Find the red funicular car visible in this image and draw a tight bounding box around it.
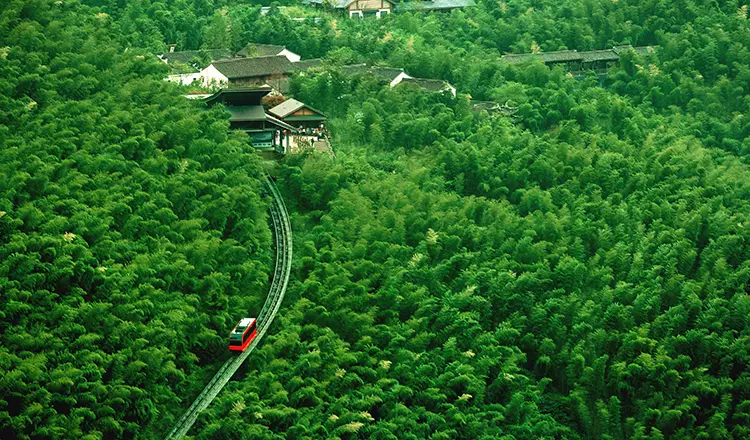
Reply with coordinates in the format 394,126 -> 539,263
229,318 -> 257,352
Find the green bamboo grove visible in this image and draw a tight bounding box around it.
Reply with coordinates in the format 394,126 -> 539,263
1,0 -> 749,438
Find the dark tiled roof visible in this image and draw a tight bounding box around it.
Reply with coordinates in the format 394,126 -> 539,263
396,0 -> 476,11
266,114 -> 298,132
290,59 -> 323,71
203,87 -> 272,106
160,49 -> 232,65
370,66 -> 406,81
339,64 -> 405,81
612,45 -> 633,55
212,55 -> 293,79
341,64 -> 370,75
541,50 -> 583,63
226,105 -> 268,122
502,46 -> 657,66
236,43 -> 286,58
399,77 -> 452,93
581,50 -> 619,63
501,53 -> 543,64
502,50 -> 584,65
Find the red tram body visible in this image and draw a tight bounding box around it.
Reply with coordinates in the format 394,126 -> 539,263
229,318 -> 257,352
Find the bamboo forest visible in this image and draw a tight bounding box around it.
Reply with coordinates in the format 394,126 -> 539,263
1,0 -> 749,439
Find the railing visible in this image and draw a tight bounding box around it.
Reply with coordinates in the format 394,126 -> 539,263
164,176 -> 293,439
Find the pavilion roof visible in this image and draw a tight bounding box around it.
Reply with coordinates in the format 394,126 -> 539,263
269,98 -> 326,119
226,105 -> 267,122
266,114 -> 298,132
203,87 -> 272,106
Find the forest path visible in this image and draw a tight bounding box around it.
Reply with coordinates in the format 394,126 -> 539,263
164,176 -> 293,440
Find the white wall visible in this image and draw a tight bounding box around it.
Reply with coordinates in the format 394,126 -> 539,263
280,49 -> 301,62
199,64 -> 228,88
166,73 -> 202,86
389,71 -> 412,88
184,94 -> 212,100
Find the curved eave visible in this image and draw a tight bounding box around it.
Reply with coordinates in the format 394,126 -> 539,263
282,114 -> 327,122
266,114 -> 299,132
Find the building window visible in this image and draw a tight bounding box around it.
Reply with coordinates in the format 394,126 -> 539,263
376,9 -> 390,18
350,10 -> 363,18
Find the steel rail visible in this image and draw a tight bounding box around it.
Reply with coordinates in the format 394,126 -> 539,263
165,176 -> 292,440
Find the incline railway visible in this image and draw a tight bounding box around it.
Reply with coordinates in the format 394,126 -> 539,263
165,176 -> 293,440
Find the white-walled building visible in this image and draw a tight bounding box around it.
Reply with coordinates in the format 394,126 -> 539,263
197,55 -> 321,93
235,43 -> 301,62
312,0 -> 395,18
304,0 -> 474,17
158,49 -> 232,66
339,64 -> 457,96
166,72 -> 202,86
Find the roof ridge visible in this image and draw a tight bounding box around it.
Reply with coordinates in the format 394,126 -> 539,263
213,54 -> 288,64
405,76 -> 447,81
270,99 -> 304,118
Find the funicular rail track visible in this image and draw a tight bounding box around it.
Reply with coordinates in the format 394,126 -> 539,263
165,176 -> 292,440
